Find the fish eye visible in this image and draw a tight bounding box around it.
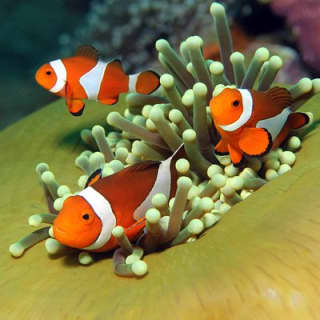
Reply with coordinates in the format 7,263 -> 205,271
232,100 -> 240,107
82,213 -> 90,220
46,70 -> 52,76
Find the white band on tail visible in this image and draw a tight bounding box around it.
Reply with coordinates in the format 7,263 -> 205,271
80,60 -> 108,100
256,107 -> 291,141
220,89 -> 253,132
129,73 -> 139,92
49,59 -> 67,93
79,186 -> 116,250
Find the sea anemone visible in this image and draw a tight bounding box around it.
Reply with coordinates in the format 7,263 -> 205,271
9,1 -> 320,280
5,2 -> 320,318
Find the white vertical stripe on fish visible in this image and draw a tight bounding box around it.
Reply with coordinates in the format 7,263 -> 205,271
133,159 -> 172,221
79,60 -> 108,100
129,73 -> 139,92
49,59 -> 67,93
133,144 -> 183,220
79,186 -> 116,250
256,107 -> 291,141
219,89 -> 253,132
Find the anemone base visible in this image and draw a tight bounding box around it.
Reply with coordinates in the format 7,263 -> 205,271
2,96 -> 320,319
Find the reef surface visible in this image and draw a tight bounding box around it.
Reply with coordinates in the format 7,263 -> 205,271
1,94 -> 320,319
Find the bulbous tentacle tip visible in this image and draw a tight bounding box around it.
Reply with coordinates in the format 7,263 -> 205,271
9,243 -> 24,257
79,251 -> 94,265
210,2 -> 226,17
132,260 -> 148,277
155,39 -> 169,52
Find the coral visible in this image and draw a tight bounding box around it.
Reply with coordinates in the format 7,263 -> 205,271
9,2 -> 320,279
59,0 -> 215,72
271,0 -> 320,73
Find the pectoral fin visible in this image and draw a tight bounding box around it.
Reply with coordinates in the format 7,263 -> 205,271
214,139 -> 229,155
99,97 -> 118,105
64,83 -> 85,116
227,144 -> 244,167
69,100 -> 85,116
239,127 -> 272,157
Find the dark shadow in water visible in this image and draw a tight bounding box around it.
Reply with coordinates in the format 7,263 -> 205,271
52,248 -> 114,268
47,247 -> 78,264
53,116 -> 117,150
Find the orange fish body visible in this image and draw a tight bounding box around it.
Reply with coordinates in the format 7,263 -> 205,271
35,46 -> 160,116
210,87 -> 309,166
53,147 -> 182,252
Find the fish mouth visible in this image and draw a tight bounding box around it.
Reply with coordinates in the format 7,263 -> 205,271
53,225 -> 67,235
53,225 -> 92,249
53,226 -> 75,247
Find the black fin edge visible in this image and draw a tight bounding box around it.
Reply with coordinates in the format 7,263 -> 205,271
70,106 -> 85,117
143,70 -> 161,94
292,112 -> 310,129
109,98 -> 119,105
85,168 -> 103,188
232,155 -> 245,168
214,149 -> 229,156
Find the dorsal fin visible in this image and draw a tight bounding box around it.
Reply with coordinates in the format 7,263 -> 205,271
125,160 -> 159,173
105,59 -> 125,76
75,45 -> 99,60
114,160 -> 159,180
170,144 -> 185,162
85,168 -> 103,188
123,145 -> 184,175
266,87 -> 292,109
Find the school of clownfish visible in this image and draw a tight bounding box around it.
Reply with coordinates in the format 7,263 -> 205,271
10,5 -> 314,277
35,44 -> 309,253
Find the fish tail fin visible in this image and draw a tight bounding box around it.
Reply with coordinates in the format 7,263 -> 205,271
129,71 -> 160,95
288,112 -> 311,129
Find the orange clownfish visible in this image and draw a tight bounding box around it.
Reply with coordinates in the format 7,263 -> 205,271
210,87 -> 309,166
35,45 -> 160,116
53,146 -> 183,252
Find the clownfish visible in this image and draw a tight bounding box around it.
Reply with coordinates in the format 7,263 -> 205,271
53,146 -> 184,252
35,45 -> 160,116
210,87 -> 309,166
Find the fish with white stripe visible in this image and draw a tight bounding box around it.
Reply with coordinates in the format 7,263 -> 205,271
52,145 -> 184,252
209,87 -> 310,166
35,45 -> 160,116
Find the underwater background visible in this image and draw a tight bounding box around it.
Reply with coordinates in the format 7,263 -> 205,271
1,0 -> 320,130
3,1 -> 320,319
